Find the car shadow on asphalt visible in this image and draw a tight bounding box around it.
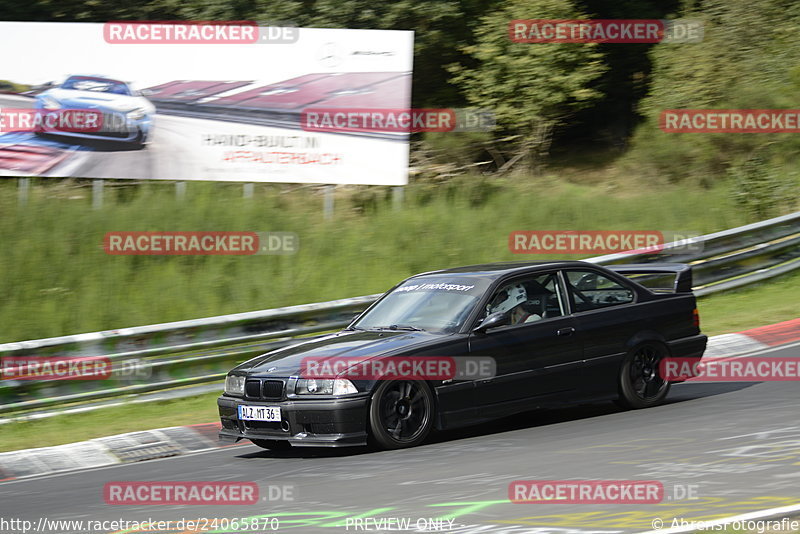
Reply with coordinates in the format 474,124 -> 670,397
428,381 -> 757,446
237,445 -> 373,459
235,381 -> 756,459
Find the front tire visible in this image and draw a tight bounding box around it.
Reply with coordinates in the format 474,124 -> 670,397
368,380 -> 434,450
616,342 -> 671,409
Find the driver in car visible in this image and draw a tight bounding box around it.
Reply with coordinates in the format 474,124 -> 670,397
488,283 -> 542,324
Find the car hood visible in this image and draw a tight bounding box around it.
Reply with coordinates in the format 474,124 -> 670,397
234,330 -> 445,377
41,89 -> 152,113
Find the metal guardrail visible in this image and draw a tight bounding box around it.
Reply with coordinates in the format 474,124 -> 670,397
1,212 -> 798,414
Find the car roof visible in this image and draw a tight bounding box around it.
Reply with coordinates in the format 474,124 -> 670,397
409,260 -> 597,281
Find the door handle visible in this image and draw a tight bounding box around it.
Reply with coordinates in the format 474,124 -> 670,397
557,327 -> 576,336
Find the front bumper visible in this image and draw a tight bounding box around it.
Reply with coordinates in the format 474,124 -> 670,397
33,109 -> 151,142
218,394 -> 370,447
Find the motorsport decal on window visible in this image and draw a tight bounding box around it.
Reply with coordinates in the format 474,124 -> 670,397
395,283 -> 476,293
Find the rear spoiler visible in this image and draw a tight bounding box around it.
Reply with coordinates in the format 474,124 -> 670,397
606,263 -> 693,293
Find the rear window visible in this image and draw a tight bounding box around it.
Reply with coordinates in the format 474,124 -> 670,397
564,270 -> 635,312
619,272 -> 679,294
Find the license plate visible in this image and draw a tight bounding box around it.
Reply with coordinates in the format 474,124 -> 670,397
238,404 -> 281,422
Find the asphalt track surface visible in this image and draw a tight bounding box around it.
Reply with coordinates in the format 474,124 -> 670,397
2,342 -> 800,534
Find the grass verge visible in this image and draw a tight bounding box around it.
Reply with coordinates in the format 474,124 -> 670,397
0,391 -> 220,453
697,269 -> 800,336
0,176 -> 751,342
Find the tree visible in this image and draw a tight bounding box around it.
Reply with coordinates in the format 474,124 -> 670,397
448,0 -> 606,173
627,0 -> 800,182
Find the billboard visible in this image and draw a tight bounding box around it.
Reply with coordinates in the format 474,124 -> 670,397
0,21 -> 413,185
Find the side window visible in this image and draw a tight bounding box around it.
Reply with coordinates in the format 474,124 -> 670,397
484,272 -> 565,325
565,270 -> 634,312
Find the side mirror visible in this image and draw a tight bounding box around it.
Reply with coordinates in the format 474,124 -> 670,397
473,311 -> 509,333
140,89 -> 154,97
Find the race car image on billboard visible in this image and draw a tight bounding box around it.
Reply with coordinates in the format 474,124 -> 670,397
34,75 -> 155,147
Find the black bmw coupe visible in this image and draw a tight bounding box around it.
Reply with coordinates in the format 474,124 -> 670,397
218,261 -> 706,450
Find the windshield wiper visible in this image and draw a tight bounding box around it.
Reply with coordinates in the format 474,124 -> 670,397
349,325 -> 426,332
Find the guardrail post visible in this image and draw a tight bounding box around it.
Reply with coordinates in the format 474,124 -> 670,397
324,185 -> 334,220
243,183 -> 254,198
176,181 -> 186,200
392,186 -> 404,210
92,179 -> 103,210
18,178 -> 29,206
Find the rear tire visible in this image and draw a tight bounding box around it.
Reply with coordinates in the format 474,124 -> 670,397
616,342 -> 671,409
368,380 -> 434,450
250,439 -> 291,450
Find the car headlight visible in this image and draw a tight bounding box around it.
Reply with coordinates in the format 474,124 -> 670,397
127,108 -> 146,120
224,374 -> 246,396
295,378 -> 358,395
40,96 -> 61,110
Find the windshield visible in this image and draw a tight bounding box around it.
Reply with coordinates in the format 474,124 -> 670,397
62,77 -> 131,96
352,277 -> 486,333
